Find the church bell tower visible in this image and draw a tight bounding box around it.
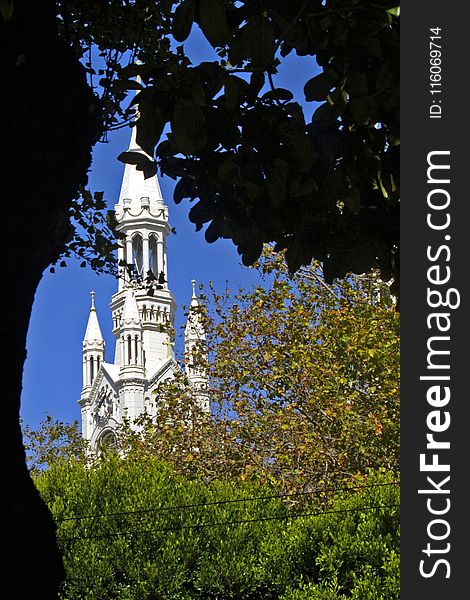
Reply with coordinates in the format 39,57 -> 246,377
78,127 -> 208,452
110,123 -> 177,376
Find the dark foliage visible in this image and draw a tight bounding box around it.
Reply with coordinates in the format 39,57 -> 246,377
121,1 -> 400,296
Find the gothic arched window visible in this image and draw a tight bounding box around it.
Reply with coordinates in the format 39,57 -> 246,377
97,429 -> 117,453
132,234 -> 143,278
127,335 -> 132,364
149,234 -> 158,277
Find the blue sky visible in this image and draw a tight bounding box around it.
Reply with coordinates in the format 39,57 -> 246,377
21,33 -> 316,430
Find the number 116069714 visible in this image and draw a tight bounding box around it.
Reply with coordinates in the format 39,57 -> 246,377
429,27 -> 442,119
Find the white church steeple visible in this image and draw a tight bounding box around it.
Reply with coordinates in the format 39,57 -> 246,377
114,126 -> 169,292
110,125 -> 176,373
78,124 -> 208,452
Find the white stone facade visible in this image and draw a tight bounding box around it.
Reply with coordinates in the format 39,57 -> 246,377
78,129 -> 208,451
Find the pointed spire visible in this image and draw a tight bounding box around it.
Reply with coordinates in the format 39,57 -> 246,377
191,279 -> 198,307
185,280 -> 205,340
118,121 -> 164,206
122,285 -> 141,326
84,291 -> 104,343
127,116 -> 140,153
184,279 -> 209,410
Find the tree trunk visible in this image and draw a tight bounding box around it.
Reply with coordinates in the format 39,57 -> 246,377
1,3 -> 98,597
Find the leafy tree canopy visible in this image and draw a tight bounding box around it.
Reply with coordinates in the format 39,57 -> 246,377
121,250 -> 399,491
22,416 -> 88,478
54,0 -> 400,295
27,252 -> 399,492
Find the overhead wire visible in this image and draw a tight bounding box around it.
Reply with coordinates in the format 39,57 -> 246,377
55,480 -> 399,524
57,501 -> 400,544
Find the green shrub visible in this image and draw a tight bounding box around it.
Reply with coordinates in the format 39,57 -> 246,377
36,460 -> 399,599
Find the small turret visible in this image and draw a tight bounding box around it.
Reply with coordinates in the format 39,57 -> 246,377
82,291 -> 105,391
184,280 -> 209,411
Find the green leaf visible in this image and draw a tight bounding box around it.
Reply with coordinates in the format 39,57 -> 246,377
249,71 -> 265,96
304,73 -> 334,102
189,199 -> 214,228
198,0 -> 231,47
387,6 -> 400,17
346,71 -> 368,97
345,187 -> 361,213
191,79 -> 206,107
224,77 -> 240,111
118,150 -> 148,167
135,89 -> 167,157
284,101 -> 305,124
349,96 -> 376,126
312,102 -> 337,124
173,177 -> 194,203
262,88 -> 293,102
172,0 -> 195,42
171,99 -> 207,154
229,16 -> 275,68
266,158 -> 289,206
124,79 -> 144,91
240,240 -> 263,266
118,151 -> 158,178
217,156 -> 238,183
285,243 -> 312,273
205,218 -> 224,243
249,16 -> 275,68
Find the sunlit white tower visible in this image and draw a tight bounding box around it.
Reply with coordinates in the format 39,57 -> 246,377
78,128 -> 208,451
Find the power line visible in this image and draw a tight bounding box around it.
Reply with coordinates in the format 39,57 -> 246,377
58,502 -> 399,543
55,480 -> 399,524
